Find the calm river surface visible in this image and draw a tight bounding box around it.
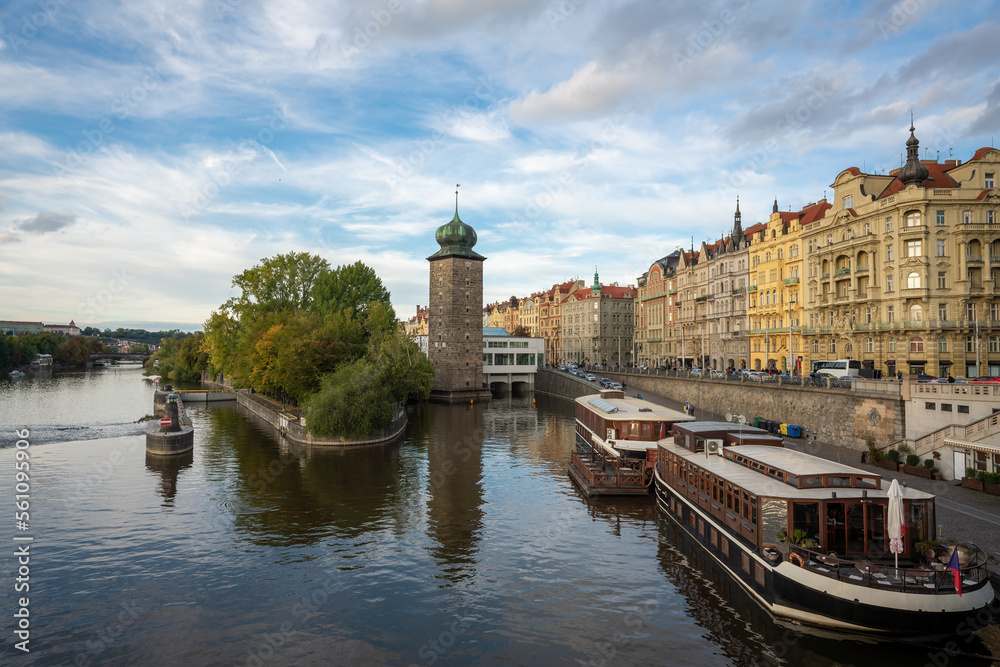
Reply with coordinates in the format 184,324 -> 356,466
0,367 -> 996,666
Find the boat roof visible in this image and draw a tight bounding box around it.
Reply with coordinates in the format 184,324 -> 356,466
675,421 -> 768,435
577,394 -> 694,422
664,444 -> 934,501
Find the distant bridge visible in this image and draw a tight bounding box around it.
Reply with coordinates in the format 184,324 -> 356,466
89,352 -> 152,362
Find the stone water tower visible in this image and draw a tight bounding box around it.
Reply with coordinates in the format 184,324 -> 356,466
427,192 -> 492,404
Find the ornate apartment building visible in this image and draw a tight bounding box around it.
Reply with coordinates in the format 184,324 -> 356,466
746,199 -> 828,372
704,203 -> 757,371
800,127 -> 1000,377
560,271 -> 635,367
636,250 -> 680,367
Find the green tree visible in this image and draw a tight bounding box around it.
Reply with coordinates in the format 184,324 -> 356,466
311,261 -> 395,321
369,327 -> 434,403
302,360 -> 397,439
226,252 -> 330,321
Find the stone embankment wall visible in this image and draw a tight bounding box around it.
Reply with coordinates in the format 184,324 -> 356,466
236,391 -> 407,446
537,370 -> 905,451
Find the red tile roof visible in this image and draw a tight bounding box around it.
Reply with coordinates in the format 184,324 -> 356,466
878,162 -> 958,199
972,147 -> 998,161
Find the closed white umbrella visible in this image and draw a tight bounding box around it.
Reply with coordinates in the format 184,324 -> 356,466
887,479 -> 905,572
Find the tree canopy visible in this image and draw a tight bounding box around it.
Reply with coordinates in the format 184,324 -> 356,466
190,252 -> 431,438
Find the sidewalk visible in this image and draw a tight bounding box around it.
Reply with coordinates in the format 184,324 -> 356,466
626,385 -> 1000,570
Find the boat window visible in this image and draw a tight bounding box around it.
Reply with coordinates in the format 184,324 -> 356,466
855,476 -> 877,488
641,423 -> 650,438
867,503 -> 885,555
792,502 -> 820,548
630,422 -> 640,436
741,491 -> 750,520
726,483 -> 734,511
828,476 -> 851,486
910,502 -> 928,546
801,476 -> 823,488
760,498 -> 787,545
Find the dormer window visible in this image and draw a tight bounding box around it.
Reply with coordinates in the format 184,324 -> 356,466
843,195 -> 853,209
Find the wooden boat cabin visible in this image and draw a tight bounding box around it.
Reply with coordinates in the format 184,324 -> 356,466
569,392 -> 694,496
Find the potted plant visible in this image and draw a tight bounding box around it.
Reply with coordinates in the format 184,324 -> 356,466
983,471 -> 1000,496
964,468 -> 985,491
876,448 -> 901,470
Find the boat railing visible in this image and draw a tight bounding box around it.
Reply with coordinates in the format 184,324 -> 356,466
570,450 -> 645,489
775,540 -> 990,594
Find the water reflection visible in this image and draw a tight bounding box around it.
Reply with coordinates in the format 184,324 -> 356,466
196,402 -> 420,548
144,450 -> 193,507
423,403 -> 485,585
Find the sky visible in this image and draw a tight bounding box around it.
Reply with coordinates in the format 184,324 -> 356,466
0,0 -> 998,331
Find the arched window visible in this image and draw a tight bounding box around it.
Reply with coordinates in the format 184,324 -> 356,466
766,251 -> 772,262
910,336 -> 924,353
866,337 -> 874,353
906,211 -> 921,227
888,337 -> 896,353
910,304 -> 922,322
777,249 -> 784,259
907,272 -> 921,289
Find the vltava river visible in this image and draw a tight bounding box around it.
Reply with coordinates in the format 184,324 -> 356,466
0,367 -> 996,665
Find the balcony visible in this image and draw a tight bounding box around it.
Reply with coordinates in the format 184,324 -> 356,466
855,264 -> 869,273
991,256 -> 1000,264
822,272 -> 830,279
695,295 -> 708,302
835,267 -> 851,277
782,277 -> 800,284
968,254 -> 984,263
668,288 -> 678,295
747,285 -> 757,292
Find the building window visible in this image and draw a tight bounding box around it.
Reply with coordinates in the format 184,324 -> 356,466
866,337 -> 874,353
828,233 -> 834,246
864,307 -> 872,323
963,210 -> 972,224
959,405 -> 970,414
830,340 -> 837,354
887,306 -> 894,323
938,337 -> 948,353
938,272 -> 947,289
937,240 -> 946,257
887,244 -> 894,261
939,303 -> 947,321
864,222 -> 871,235
910,304 -> 922,321
987,173 -> 995,189
907,272 -> 921,289
906,211 -> 921,227
942,404 -> 953,412
906,240 -> 922,257
926,402 -> 936,410
992,303 -> 999,321
936,210 -> 945,226
790,244 -> 799,258
910,337 -> 924,353
990,211 -> 996,225
888,337 -> 896,353
968,303 -> 976,321
887,274 -> 894,292
886,216 -> 893,232
843,195 -> 854,209
812,339 -> 819,353
991,336 -> 1000,353
967,336 -> 975,353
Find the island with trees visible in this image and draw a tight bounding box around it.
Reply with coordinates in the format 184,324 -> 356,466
148,252 -> 433,443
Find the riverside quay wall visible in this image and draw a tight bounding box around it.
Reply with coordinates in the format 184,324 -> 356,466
537,370 -> 905,451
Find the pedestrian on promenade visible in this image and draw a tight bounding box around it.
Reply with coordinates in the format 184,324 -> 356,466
948,374 -> 955,383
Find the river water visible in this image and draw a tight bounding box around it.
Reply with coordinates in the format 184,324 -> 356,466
0,367 -> 996,666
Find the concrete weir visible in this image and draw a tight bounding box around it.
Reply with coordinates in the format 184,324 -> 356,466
146,390 -> 194,455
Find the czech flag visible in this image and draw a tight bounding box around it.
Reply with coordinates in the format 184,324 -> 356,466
659,422 -> 666,440
947,547 -> 963,597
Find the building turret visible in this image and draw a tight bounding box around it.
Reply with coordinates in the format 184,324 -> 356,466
898,120 -> 929,187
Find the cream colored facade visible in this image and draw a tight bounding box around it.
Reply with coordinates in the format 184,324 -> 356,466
636,251 -> 680,367
801,135 -> 1000,378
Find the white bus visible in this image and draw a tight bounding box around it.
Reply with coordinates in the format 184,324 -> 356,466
811,359 -> 862,378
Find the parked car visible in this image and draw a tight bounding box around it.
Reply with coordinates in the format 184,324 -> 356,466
608,382 -> 623,390
586,373 -> 596,382
557,365 -> 567,371
971,376 -> 1000,383
599,378 -> 610,387
746,371 -> 768,381
709,369 -> 726,379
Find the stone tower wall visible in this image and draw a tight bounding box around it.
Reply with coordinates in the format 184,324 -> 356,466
428,255 -> 485,394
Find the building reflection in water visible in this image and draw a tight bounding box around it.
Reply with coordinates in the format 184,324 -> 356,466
424,402 -> 485,585
145,450 -> 193,507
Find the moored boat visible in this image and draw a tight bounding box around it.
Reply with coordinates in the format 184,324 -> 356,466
569,390 -> 694,496
653,430 -> 995,635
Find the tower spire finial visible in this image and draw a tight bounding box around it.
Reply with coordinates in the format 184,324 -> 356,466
455,184 -> 460,216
